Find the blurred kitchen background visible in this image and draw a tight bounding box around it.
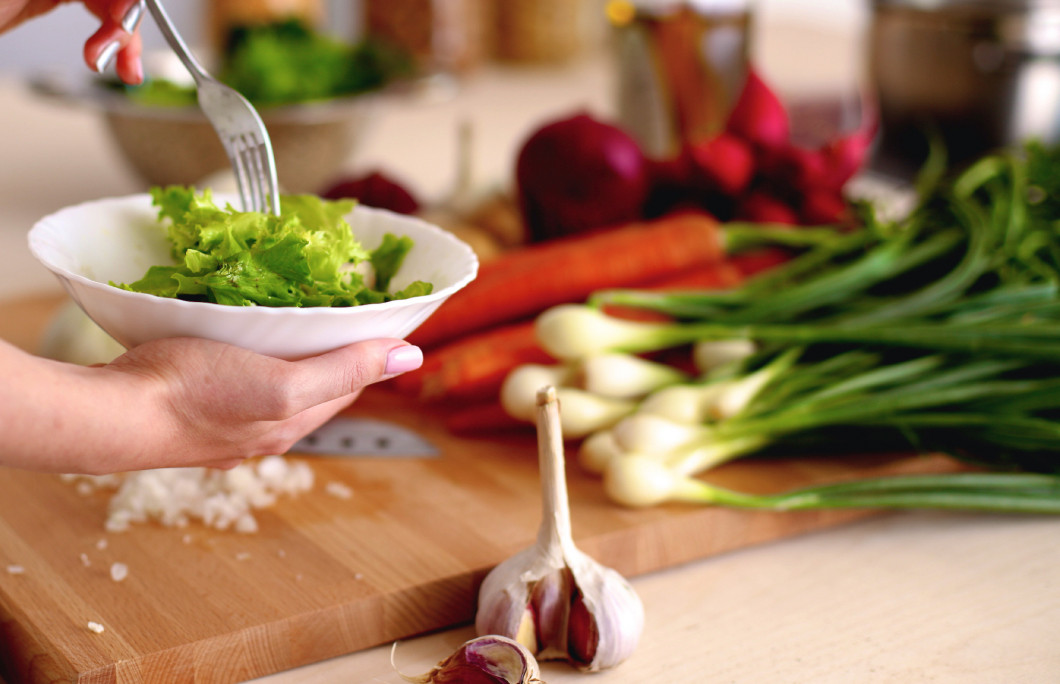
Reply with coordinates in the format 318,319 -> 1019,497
0,1 -> 864,79
3,0 -> 1056,231
0,0 -> 868,191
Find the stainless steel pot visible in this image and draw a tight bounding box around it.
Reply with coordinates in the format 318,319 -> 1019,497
870,0 -> 1060,176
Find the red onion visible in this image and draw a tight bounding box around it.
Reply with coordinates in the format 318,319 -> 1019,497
516,112 -> 651,242
321,170 -> 421,215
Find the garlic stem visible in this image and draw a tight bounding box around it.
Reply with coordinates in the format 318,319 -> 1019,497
535,386 -> 576,556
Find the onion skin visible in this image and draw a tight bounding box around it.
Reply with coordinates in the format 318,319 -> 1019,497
516,112 -> 650,242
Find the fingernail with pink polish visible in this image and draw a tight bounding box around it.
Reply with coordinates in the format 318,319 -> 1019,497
121,1 -> 144,34
385,345 -> 423,376
95,40 -> 120,73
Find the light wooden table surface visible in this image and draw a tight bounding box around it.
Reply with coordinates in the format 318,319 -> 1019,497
1,18 -> 1059,683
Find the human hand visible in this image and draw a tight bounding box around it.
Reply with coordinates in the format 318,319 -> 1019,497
2,336 -> 423,474
0,0 -> 145,84
99,336 -> 424,472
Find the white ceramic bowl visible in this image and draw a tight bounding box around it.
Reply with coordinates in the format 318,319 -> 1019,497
28,194 -> 479,359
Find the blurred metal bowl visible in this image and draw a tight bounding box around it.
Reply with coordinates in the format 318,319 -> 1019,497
99,92 -> 377,194
870,0 -> 1060,176
30,54 -> 389,194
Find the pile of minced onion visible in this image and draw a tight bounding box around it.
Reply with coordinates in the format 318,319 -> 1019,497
63,455 -> 314,533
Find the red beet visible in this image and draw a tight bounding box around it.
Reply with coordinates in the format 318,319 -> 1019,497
726,69 -> 790,151
801,189 -> 850,225
735,191 -> 798,225
321,170 -> 421,214
643,154 -> 696,217
761,145 -> 830,193
516,112 -> 651,242
686,132 -> 756,196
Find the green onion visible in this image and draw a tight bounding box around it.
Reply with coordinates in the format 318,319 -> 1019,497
526,141 -> 1060,514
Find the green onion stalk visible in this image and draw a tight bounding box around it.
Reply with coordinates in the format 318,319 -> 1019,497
529,141 -> 1060,513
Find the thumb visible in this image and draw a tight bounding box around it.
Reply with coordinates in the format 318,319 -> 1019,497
286,339 -> 423,410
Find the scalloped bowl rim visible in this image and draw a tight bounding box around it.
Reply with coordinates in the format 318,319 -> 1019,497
27,194 -> 479,358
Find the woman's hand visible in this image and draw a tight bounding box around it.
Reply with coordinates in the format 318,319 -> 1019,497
0,0 -> 145,84
1,336 -> 423,474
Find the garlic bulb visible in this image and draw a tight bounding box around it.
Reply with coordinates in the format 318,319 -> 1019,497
476,386 -> 644,672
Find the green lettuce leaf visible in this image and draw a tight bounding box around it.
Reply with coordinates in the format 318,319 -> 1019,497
113,186 -> 433,308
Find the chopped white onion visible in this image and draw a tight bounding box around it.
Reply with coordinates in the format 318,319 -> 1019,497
64,456 -> 315,533
109,562 -> 128,582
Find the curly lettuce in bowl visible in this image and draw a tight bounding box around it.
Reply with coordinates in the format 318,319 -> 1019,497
114,186 -> 432,307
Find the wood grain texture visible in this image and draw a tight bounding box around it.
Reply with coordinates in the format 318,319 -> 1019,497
0,296 -> 955,683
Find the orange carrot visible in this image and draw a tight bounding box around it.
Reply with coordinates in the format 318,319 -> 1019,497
408,213 -> 725,348
444,401 -> 531,435
391,321 -> 554,403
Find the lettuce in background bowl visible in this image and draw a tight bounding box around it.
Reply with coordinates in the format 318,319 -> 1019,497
28,194 -> 478,359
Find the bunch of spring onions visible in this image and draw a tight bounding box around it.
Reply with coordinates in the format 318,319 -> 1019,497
501,141 -> 1060,513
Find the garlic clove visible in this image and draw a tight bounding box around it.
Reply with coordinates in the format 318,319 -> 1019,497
567,593 -> 598,666
474,552 -> 535,646
395,635 -> 542,684
565,547 -> 645,672
529,568 -> 572,657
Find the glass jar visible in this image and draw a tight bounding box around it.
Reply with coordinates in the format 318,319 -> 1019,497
609,0 -> 753,158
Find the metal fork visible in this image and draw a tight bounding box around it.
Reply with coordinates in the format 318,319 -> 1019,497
141,0 -> 281,215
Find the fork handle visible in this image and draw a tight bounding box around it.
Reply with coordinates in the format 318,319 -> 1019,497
142,0 -> 211,85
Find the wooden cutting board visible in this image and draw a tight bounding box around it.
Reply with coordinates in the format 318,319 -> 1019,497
0,294 -> 954,683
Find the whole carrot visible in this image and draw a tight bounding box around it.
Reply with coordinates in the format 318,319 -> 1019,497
391,320 -> 554,402
408,213 -> 726,348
